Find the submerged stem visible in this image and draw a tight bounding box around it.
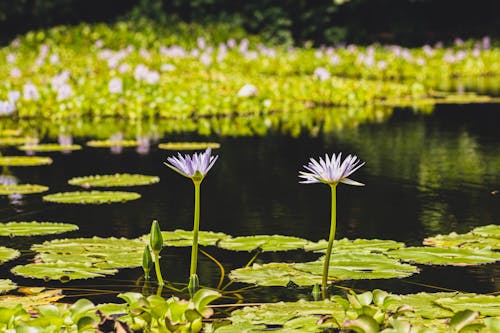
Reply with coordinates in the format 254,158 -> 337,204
322,183 -> 337,299
190,180 -> 201,277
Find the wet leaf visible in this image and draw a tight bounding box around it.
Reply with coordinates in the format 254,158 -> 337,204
387,247 -> 500,266
435,295 -> 500,317
140,229 -> 231,247
218,235 -> 311,252
11,262 -> 118,280
43,191 -> 141,204
0,137 -> 38,146
68,173 -> 160,188
387,292 -> 470,319
305,238 -> 404,253
17,144 -> 82,152
0,184 -> 48,195
0,221 -> 78,236
86,140 -> 139,148
0,289 -> 63,308
0,156 -> 52,167
158,142 -> 221,150
472,225 -> 500,239
0,246 -> 20,264
423,232 -> 500,250
229,263 -> 321,286
0,279 -> 16,294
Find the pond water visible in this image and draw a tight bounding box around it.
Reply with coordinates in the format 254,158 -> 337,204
1,102 -> 499,303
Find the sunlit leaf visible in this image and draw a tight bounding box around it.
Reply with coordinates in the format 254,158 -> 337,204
0,279 -> 16,294
435,295 -> 500,317
158,142 -> 221,150
0,156 -> 52,167
11,262 -> 118,280
0,184 -> 48,195
229,263 -> 321,286
423,232 -> 500,250
156,229 -> 231,247
86,140 -> 138,147
0,289 -> 63,309
0,222 -> 78,236
68,173 -> 159,188
43,191 -> 141,204
17,144 -> 82,152
0,137 -> 38,146
0,246 -> 20,264
472,225 -> 500,239
218,235 -> 311,252
387,247 -> 500,266
305,238 -> 404,253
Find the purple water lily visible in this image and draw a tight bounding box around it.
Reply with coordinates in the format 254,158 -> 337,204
299,153 -> 365,186
165,148 -> 218,182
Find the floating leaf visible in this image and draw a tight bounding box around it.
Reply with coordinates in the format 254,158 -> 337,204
68,174 -> 159,188
0,289 -> 63,308
158,142 -> 221,150
0,279 -> 16,294
0,184 -> 48,195
0,222 -> 78,236
387,292 -> 465,319
472,225 -> 500,239
387,247 -> 500,266
296,253 -> 418,281
218,235 -> 310,252
0,137 -> 38,146
43,191 -> 141,204
0,129 -> 22,137
229,263 -> 322,287
435,295 -> 500,317
0,156 -> 52,167
17,143 -> 82,152
0,246 -> 20,264
157,229 -> 231,247
305,238 -> 405,253
12,262 -> 118,280
86,140 -> 138,148
424,232 -> 500,250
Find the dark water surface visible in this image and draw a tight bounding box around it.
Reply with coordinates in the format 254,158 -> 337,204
1,103 -> 499,303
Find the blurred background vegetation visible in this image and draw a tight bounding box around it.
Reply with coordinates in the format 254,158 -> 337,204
1,0 -> 499,46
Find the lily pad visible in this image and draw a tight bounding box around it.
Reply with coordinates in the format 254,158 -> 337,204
387,292 -> 467,319
43,191 -> 141,204
424,232 -> 500,250
435,295 -> 500,317
12,262 -> 118,280
0,129 -> 22,137
218,235 -> 310,252
86,140 -> 138,148
0,279 -> 16,294
158,229 -> 231,247
229,263 -> 322,287
17,143 -> 82,152
0,137 -> 38,146
387,247 -> 500,266
0,246 -> 20,264
158,142 -> 221,150
0,184 -> 48,195
305,238 -> 405,253
472,225 -> 500,239
0,222 -> 78,236
0,156 -> 52,167
0,288 -> 63,308
68,174 -> 159,188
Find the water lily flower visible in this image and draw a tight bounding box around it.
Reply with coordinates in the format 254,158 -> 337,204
299,153 -> 365,186
8,91 -> 21,103
10,68 -> 21,78
56,84 -> 73,101
313,67 -> 331,81
6,53 -> 16,63
0,101 -> 16,115
109,78 -> 123,94
164,148 -> 218,182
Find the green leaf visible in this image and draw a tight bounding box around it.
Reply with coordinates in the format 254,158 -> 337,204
0,137 -> 38,146
424,232 -> 500,250
158,142 -> 221,150
472,225 -> 500,239
229,263 -> 321,286
343,314 -> 380,333
448,310 -> 478,332
218,235 -> 310,252
387,292 -> 467,319
192,289 -> 221,318
0,156 -> 52,167
0,222 -> 78,236
17,144 -> 82,152
0,289 -> 64,308
305,238 -> 404,253
434,295 -> 500,317
387,247 -> 500,266
151,229 -> 231,247
0,279 -> 16,294
0,184 -> 48,195
43,191 -> 141,204
0,246 -> 20,264
86,140 -> 139,147
68,173 -> 159,188
11,262 -> 118,280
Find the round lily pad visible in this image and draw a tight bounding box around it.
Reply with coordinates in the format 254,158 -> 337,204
387,247 -> 500,266
424,232 -> 500,250
0,156 -> 53,167
68,174 -> 159,188
387,292 -> 471,319
0,279 -> 16,294
86,140 -> 138,148
158,229 -> 231,247
0,129 -> 22,137
305,238 -> 405,253
218,235 -> 310,252
0,184 -> 49,195
0,222 -> 78,236
472,225 -> 500,239
0,288 -> 63,308
17,144 -> 82,152
435,295 -> 500,317
12,262 -> 118,280
0,137 -> 38,146
42,191 -> 141,204
158,142 -> 221,150
0,246 -> 20,264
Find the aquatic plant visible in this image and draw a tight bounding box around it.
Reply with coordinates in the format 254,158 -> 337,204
164,148 -> 218,293
300,153 -> 365,298
150,220 -> 165,286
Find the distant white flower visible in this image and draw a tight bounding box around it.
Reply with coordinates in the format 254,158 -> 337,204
455,51 -> 467,61
227,38 -> 236,48
139,48 -> 151,60
57,84 -> 73,101
11,38 -> 20,48
472,48 -> 481,58
416,57 -> 426,66
197,37 -> 206,50
10,68 -> 21,78
313,67 -> 331,81
422,45 -> 434,57
6,53 -> 16,63
8,91 -> 20,103
482,36 -> 490,50
58,134 -> 73,146
330,54 -> 341,65
145,71 -> 160,85
377,60 -> 388,70
200,53 -> 212,66
51,71 -> 70,90
23,83 -> 39,101
315,50 -> 324,58
239,38 -> 249,53
39,44 -> 50,57
119,63 -> 130,73
136,135 -> 150,155
161,64 -> 176,72
95,39 -> 104,48
237,84 -> 258,97
109,78 -> 123,94
49,54 -> 60,64
0,101 -> 16,115
134,64 -> 149,81
454,38 -> 464,46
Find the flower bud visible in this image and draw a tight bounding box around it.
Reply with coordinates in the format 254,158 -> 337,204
142,245 -> 153,279
150,220 -> 163,255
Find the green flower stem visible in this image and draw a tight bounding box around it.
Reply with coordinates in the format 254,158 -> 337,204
322,183 -> 337,299
153,253 -> 164,286
190,180 -> 201,277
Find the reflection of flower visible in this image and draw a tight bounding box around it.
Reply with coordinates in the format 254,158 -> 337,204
0,175 -> 18,185
299,153 -> 365,186
165,148 -> 218,182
